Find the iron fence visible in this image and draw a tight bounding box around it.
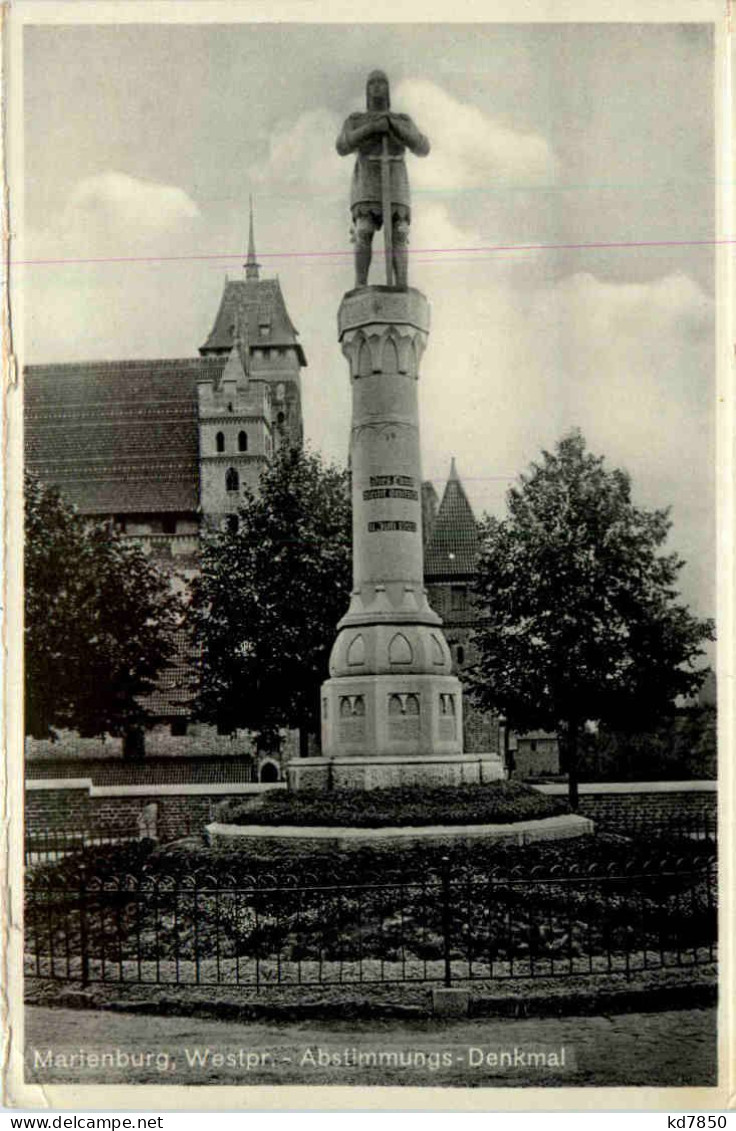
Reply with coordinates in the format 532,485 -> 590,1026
25,858 -> 716,990
24,827 -> 140,865
590,810 -> 717,843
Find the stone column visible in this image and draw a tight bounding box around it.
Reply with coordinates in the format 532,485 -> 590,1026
288,285 -> 504,791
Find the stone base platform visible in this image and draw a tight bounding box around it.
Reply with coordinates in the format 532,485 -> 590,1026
206,813 -> 594,851
286,753 -> 505,792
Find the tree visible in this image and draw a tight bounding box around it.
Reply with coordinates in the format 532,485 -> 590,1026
24,473 -> 182,751
578,703 -> 717,782
191,445 -> 352,756
469,431 -> 714,809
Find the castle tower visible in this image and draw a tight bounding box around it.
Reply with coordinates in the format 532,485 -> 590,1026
424,459 -> 501,756
196,328 -> 273,530
199,203 -> 306,454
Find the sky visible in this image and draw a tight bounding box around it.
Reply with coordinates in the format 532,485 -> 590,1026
21,21 -> 716,628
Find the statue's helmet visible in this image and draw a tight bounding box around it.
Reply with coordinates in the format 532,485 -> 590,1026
366,70 -> 390,111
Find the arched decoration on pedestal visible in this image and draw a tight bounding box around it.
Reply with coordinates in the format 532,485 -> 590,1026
347,634 -> 366,666
388,632 -> 413,665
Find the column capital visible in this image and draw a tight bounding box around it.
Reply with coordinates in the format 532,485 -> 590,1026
338,285 -> 430,338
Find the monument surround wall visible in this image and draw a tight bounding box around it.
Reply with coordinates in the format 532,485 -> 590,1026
26,779 -> 715,841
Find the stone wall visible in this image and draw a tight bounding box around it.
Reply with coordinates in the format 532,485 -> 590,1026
512,736 -> 560,779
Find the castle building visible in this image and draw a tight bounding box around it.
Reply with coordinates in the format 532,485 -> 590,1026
25,208 -> 306,572
423,460 -> 559,776
24,209 -> 552,778
24,211 -> 306,758
423,459 -> 499,756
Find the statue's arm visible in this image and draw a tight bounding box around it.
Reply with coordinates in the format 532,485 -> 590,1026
336,113 -> 388,156
389,114 -> 430,157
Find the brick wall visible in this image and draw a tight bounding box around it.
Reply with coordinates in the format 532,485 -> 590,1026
536,781 -> 717,828
25,787 -> 95,829
463,700 -> 500,755
25,782 -> 285,841
26,779 -> 717,844
25,726 -> 299,762
577,789 -> 716,826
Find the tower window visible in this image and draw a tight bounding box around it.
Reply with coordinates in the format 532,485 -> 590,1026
225,467 -> 239,493
456,645 -> 465,665
238,430 -> 248,452
277,411 -> 285,426
216,431 -> 225,453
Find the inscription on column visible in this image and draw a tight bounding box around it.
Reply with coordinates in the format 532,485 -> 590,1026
363,488 -> 418,501
368,521 -> 417,532
369,475 -> 415,487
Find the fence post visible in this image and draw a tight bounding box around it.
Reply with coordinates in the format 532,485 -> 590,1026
441,855 -> 452,988
79,875 -> 90,987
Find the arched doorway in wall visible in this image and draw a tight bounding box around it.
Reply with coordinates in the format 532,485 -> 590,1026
259,759 -> 279,783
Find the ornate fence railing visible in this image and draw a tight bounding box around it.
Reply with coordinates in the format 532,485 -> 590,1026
24,857 -> 717,990
587,810 -> 717,843
24,827 -> 140,865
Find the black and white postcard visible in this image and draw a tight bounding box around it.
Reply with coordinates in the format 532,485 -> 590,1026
3,0 -> 732,1113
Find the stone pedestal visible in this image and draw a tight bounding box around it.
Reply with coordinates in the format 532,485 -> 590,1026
287,753 -> 505,792
288,285 -> 502,791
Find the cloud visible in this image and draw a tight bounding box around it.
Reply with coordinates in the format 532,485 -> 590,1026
249,82 -> 557,247
411,202 -> 480,259
252,108 -> 344,197
417,266 -> 714,619
395,78 -> 558,194
61,171 -> 200,242
24,172 -> 204,361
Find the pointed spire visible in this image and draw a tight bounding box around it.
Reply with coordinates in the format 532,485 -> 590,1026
222,332 -> 248,386
424,459 -> 479,577
226,307 -> 249,378
245,196 -> 260,281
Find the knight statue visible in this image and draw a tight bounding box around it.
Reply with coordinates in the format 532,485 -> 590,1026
336,70 -> 430,289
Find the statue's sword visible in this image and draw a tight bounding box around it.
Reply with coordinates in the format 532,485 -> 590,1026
381,134 -> 393,286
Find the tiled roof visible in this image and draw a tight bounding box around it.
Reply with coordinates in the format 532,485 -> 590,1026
24,357 -> 225,514
139,627 -> 199,718
200,277 -> 307,365
26,758 -> 257,784
424,459 -> 480,579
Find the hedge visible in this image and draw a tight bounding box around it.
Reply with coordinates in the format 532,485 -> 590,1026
215,781 -> 568,829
